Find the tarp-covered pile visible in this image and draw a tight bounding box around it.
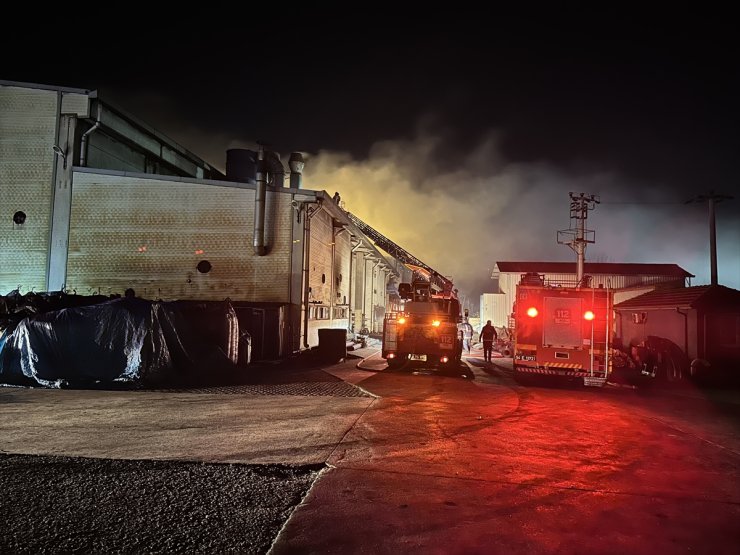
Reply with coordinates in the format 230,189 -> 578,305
0,292 -> 246,388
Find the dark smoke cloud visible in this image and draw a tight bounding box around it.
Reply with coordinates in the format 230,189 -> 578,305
305,128 -> 740,309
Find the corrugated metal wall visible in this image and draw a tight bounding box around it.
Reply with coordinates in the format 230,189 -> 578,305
479,293 -> 509,328
66,171 -> 294,302
306,210 -> 354,346
334,229 -> 351,307
309,211 -> 334,304
0,86 -> 58,294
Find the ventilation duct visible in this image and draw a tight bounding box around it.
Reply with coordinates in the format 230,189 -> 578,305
289,152 -> 305,189
253,146 -> 267,256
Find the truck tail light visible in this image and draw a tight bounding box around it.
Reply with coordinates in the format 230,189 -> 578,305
527,307 -> 538,318
388,352 -> 396,359
440,356 -> 449,363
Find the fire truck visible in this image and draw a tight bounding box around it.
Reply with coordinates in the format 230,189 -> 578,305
382,277 -> 464,368
513,273 -> 613,387
341,210 -> 464,369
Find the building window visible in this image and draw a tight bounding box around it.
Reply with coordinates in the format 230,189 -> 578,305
310,305 -> 330,320
334,307 -> 348,319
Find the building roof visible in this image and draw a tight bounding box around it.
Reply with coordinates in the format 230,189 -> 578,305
615,284 -> 740,310
0,79 -> 92,95
495,262 -> 693,278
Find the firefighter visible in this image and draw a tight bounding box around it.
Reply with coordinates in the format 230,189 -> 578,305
480,320 -> 498,362
461,318 -> 474,353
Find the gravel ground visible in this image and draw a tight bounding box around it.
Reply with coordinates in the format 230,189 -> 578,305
0,454 -> 323,554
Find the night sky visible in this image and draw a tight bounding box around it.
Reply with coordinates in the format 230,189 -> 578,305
4,7 -> 739,306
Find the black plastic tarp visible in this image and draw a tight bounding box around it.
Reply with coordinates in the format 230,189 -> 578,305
0,297 -> 244,388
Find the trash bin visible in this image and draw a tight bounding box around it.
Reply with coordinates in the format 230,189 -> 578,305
318,328 -> 347,363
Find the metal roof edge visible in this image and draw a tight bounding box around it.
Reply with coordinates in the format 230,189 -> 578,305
0,79 -> 93,95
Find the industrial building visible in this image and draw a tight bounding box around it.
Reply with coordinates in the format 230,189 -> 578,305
487,261 -> 694,328
0,80 -> 404,359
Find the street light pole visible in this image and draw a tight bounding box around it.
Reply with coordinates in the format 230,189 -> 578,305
709,195 -> 717,285
686,191 -> 734,286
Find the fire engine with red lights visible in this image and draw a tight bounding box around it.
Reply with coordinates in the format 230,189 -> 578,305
513,273 -> 613,387
382,275 -> 463,368
340,210 -> 464,368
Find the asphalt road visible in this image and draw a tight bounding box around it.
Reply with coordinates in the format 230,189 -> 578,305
2,347 -> 739,554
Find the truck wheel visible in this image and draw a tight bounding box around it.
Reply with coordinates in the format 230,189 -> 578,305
387,354 -> 407,369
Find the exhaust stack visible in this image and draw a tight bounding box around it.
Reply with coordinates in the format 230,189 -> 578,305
289,152 -> 305,189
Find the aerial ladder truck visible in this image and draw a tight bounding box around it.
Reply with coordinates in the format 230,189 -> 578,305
344,212 -> 464,368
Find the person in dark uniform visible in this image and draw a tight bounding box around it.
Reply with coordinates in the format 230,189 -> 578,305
479,320 -> 498,362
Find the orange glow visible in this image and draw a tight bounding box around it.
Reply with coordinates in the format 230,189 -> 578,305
195,249 -> 205,255
584,310 -> 595,321
398,317 -> 406,324
432,320 -> 441,327
527,307 -> 538,317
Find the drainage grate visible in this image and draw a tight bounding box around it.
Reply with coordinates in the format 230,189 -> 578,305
153,381 -> 373,397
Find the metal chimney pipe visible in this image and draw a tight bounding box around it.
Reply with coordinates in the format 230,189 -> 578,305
288,152 -> 305,189
253,145 -> 267,256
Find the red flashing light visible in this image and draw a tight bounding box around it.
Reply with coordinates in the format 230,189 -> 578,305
440,356 -> 449,363
584,310 -> 595,321
388,353 -> 396,359
526,307 -> 538,318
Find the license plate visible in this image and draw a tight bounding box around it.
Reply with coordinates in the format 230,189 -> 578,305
409,354 -> 427,361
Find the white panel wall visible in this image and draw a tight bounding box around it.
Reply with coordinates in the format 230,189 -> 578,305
480,293 -> 508,328
67,171 -> 294,302
0,86 -> 58,294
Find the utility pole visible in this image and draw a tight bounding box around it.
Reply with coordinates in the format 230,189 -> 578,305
557,192 -> 600,286
685,191 -> 734,285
